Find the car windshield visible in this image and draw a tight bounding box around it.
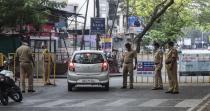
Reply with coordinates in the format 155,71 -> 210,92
73,53 -> 104,64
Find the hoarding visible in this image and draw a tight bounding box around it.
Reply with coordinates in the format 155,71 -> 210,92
179,50 -> 210,76
101,35 -> 112,51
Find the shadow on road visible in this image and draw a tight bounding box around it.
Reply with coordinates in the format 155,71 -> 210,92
72,86 -> 110,92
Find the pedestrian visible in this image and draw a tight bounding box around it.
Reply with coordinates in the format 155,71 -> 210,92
121,43 -> 137,89
165,41 -> 179,94
152,42 -> 163,90
42,45 -> 54,85
16,38 -> 35,93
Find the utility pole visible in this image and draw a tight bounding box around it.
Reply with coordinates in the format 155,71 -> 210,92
74,6 -> 78,51
96,0 -> 100,50
96,0 -> 100,17
94,0 -> 96,17
80,0 -> 89,50
126,0 -> 129,32
109,0 -> 119,37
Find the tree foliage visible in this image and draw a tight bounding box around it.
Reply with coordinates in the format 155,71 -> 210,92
0,0 -> 67,32
130,0 -> 210,51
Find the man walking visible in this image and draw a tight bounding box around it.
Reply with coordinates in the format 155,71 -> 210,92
152,42 -> 163,90
165,41 -> 179,94
16,38 -> 35,93
121,43 -> 137,89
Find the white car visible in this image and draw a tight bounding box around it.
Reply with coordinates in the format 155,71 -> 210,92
67,50 -> 109,91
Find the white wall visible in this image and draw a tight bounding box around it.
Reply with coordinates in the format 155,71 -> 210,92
68,0 -> 108,30
68,0 -> 95,29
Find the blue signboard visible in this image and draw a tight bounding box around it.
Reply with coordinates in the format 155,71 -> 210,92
128,16 -> 140,27
137,61 -> 155,76
91,18 -> 105,34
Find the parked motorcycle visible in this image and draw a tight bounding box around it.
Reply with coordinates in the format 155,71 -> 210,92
0,60 -> 22,105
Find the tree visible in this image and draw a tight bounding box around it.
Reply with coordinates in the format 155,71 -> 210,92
0,0 -> 67,33
135,0 -> 175,52
148,0 -> 193,43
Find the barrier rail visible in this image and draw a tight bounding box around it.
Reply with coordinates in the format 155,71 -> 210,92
132,52 -> 210,84
7,53 -> 57,87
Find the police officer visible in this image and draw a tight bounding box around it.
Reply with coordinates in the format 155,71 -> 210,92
165,41 -> 179,94
0,53 -> 7,70
121,43 -> 137,89
16,38 -> 35,93
42,45 -> 53,85
152,42 -> 163,90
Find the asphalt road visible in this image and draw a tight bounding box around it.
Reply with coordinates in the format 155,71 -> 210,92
0,77 -> 210,111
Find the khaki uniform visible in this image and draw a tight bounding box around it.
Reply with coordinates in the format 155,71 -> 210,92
165,47 -> 179,92
42,49 -> 53,84
154,49 -> 163,88
16,43 -> 34,91
0,53 -> 6,67
122,50 -> 137,87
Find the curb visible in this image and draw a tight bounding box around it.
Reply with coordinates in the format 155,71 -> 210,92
187,94 -> 210,111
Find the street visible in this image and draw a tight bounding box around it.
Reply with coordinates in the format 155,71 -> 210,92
0,77 -> 209,111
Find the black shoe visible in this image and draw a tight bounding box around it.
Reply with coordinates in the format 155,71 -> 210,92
130,86 -> 134,89
121,86 -> 127,89
22,90 -> 25,93
172,92 -> 179,94
158,87 -> 164,90
165,91 -> 172,93
152,87 -> 159,90
28,90 -> 36,93
45,83 -> 53,85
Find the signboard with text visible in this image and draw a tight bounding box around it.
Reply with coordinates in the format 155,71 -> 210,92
91,18 -> 105,34
179,50 -> 210,76
137,61 -> 155,77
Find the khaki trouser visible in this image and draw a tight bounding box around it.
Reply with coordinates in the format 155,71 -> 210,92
166,63 -> 179,92
44,62 -> 52,84
154,64 -> 163,88
122,63 -> 133,87
20,62 -> 33,91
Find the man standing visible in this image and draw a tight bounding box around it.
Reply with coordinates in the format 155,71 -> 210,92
0,53 -> 7,70
16,38 -> 35,93
165,41 -> 179,94
121,43 -> 137,89
42,45 -> 54,85
152,42 -> 163,90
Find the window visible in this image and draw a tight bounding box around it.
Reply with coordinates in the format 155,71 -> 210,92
73,53 -> 104,64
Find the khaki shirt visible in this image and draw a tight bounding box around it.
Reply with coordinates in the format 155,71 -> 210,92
165,47 -> 178,64
16,43 -> 33,63
42,49 -> 53,62
0,53 -> 6,67
154,49 -> 163,65
123,50 -> 137,64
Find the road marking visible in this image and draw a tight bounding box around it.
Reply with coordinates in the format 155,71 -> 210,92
66,99 -> 105,107
175,99 -> 202,108
34,99 -> 74,107
187,94 -> 210,111
138,99 -> 168,107
21,99 -> 48,106
105,99 -> 136,107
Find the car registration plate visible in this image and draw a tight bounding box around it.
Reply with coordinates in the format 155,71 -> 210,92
79,79 -> 98,83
